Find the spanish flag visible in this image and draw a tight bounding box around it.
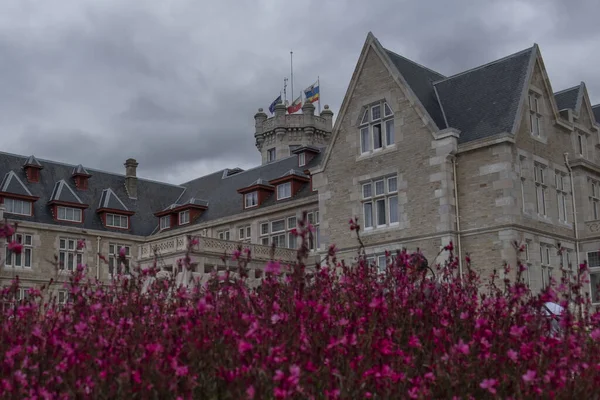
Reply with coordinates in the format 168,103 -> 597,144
304,82 -> 320,103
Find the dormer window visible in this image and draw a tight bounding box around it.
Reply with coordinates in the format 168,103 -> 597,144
245,192 -> 258,209
4,198 -> 32,216
277,182 -> 291,200
298,152 -> 306,167
360,101 -> 394,154
179,210 -> 190,225
106,213 -> 128,229
267,148 -> 276,163
160,216 -> 170,230
57,206 -> 82,222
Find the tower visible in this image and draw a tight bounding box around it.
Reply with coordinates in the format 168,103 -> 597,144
254,102 -> 334,165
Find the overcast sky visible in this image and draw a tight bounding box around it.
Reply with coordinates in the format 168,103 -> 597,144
1,0 -> 599,184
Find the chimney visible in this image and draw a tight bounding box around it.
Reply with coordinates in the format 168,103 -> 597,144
320,104 -> 334,132
124,158 -> 139,199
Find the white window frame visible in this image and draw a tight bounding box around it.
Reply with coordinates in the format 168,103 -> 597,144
217,230 -> 230,241
590,178 -> 600,220
106,213 -> 129,229
238,225 -> 252,242
57,206 -> 82,222
108,243 -> 131,277
523,240 -> 531,286
534,163 -> 547,216
244,191 -> 258,209
540,243 -> 552,289
178,210 -> 190,225
159,215 -> 170,230
298,152 -> 306,167
587,251 -> 600,304
577,132 -> 587,158
4,233 -> 33,268
555,171 -> 568,223
259,215 -> 297,249
361,175 -> 399,230
267,148 -> 276,163
307,211 -> 320,251
59,238 -> 83,272
277,182 -> 292,200
528,92 -> 542,137
3,198 -> 32,216
359,101 -> 395,155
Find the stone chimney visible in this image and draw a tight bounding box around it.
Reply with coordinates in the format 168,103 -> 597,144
320,104 -> 334,131
124,158 -> 139,199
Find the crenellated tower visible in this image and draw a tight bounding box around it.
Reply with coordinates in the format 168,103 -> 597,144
254,102 -> 334,164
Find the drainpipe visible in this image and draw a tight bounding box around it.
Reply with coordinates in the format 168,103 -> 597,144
96,236 -> 101,280
564,153 -> 581,268
452,155 -> 463,280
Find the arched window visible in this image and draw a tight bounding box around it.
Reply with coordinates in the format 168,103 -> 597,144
359,101 -> 395,154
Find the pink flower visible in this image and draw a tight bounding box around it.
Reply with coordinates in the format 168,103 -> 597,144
408,335 -> 421,349
522,370 -> 536,383
265,261 -> 281,274
246,385 -> 255,399
175,365 -> 188,377
480,378 -> 497,394
591,329 -> 600,341
7,240 -> 23,254
455,339 -> 469,355
507,349 -> 518,362
238,340 -> 253,354
119,247 -> 127,258
460,311 -> 469,320
77,239 -> 86,250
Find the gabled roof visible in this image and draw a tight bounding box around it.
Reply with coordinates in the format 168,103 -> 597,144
1,171 -> 35,197
279,169 -> 309,179
98,188 -> 129,211
73,164 -> 91,176
384,49 -> 447,129
249,178 -> 273,187
433,46 -> 535,144
49,180 -> 85,205
592,104 -> 600,125
23,155 -> 43,168
290,145 -> 322,155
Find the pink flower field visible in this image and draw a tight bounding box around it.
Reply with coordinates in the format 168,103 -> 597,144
1,216 -> 599,399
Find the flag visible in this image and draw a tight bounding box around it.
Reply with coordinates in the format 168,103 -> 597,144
304,82 -> 320,103
287,95 -> 302,114
268,95 -> 282,114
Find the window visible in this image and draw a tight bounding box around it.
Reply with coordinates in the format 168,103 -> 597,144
561,249 -> 574,279
3,198 -> 32,216
5,233 -> 33,268
534,163 -> 547,216
108,243 -> 130,277
540,243 -> 552,289
218,230 -> 230,241
259,215 -> 297,248
277,182 -> 291,200
528,92 -> 542,137
298,152 -> 306,167
59,238 -> 83,272
159,216 -> 170,230
588,251 -> 600,304
178,210 -> 190,225
360,102 -> 395,154
267,148 -> 276,163
519,156 -> 527,213
307,211 -> 320,251
245,192 -> 258,208
523,241 -> 531,286
57,290 -> 68,305
238,225 -> 251,242
362,176 -> 399,229
106,213 -> 128,229
590,179 -> 600,220
57,206 -> 82,222
555,171 -> 568,223
577,133 -> 586,158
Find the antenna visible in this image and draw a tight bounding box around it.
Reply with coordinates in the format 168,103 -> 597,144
283,77 -> 288,107
290,51 -> 294,103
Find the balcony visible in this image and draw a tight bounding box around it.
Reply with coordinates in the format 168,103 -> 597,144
139,235 -> 299,263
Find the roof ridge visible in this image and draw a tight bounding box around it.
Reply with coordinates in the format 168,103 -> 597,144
0,150 -> 184,188
432,45 -> 535,85
383,48 -> 446,79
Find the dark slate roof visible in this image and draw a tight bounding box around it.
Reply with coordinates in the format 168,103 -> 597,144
161,197 -> 209,211
291,145 -> 322,154
23,155 -> 42,168
248,178 -> 274,188
174,153 -> 322,232
384,49 -> 447,129
592,105 -> 600,125
73,164 -> 91,176
433,46 -> 534,144
50,180 -> 85,204
279,169 -> 309,179
0,151 -> 185,235
1,171 -> 34,197
99,188 -> 129,211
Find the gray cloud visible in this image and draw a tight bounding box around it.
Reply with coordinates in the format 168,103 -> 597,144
0,0 -> 598,184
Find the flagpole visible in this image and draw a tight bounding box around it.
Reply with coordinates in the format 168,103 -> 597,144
317,76 -> 321,114
283,77 -> 288,109
290,51 -> 294,105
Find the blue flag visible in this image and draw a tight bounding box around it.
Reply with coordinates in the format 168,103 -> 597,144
268,95 -> 282,114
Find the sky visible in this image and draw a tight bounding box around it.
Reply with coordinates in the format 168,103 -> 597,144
1,0 -> 599,184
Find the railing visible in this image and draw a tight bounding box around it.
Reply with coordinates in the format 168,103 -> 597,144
139,235 -> 298,262
261,114 -> 329,132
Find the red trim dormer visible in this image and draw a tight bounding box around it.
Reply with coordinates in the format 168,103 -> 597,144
23,155 -> 44,184
269,170 -> 310,200
291,145 -> 321,168
237,179 -> 274,209
72,165 -> 91,191
154,200 -> 208,231
97,207 -> 135,231
0,193 -> 39,217
48,200 -> 90,224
